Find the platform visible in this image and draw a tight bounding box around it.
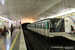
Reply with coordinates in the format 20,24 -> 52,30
0,29 -> 27,50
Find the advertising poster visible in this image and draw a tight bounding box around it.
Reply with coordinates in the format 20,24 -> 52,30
70,16 -> 75,23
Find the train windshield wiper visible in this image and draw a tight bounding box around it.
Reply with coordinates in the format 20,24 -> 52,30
56,19 -> 63,28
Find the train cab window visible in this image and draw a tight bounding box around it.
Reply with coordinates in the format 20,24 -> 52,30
50,19 -> 65,32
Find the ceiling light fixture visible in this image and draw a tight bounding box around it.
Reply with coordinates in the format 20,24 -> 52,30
46,8 -> 75,18
36,8 -> 75,22
0,16 -> 13,22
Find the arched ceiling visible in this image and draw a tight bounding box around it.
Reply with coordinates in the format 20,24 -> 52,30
1,0 -> 75,24
0,0 -> 62,23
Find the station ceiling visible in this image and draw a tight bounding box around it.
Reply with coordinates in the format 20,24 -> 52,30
0,0 -> 75,23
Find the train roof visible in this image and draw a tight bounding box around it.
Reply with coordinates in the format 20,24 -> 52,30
35,18 -> 63,22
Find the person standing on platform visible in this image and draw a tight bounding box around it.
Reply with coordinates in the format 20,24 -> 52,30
10,24 -> 14,36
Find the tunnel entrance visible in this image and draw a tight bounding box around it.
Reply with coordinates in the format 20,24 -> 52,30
22,23 -> 30,30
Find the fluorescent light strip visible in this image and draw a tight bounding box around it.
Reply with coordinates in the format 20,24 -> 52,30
46,8 -> 75,18
0,16 -> 13,22
36,8 -> 75,22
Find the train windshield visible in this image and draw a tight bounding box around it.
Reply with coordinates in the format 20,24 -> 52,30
50,19 -> 64,32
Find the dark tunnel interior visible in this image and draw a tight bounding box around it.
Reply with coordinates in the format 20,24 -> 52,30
22,23 -> 30,30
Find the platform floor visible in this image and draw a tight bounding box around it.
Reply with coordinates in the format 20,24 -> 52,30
0,29 -> 27,50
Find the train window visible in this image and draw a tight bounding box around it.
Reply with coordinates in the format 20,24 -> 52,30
42,21 -> 49,29
43,22 -> 46,29
36,23 -> 38,28
46,21 -> 49,29
42,23 -> 43,29
35,23 -> 37,28
39,23 -> 42,28
37,23 -> 40,28
50,19 -> 64,32
41,22 -> 45,29
37,23 -> 39,28
31,24 -> 33,27
71,25 -> 74,31
41,23 -> 42,28
34,24 -> 36,28
33,24 -> 34,27
31,24 -> 32,27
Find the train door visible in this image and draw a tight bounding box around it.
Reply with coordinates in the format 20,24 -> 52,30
41,21 -> 44,36
39,23 -> 42,34
38,23 -> 40,34
45,21 -> 49,37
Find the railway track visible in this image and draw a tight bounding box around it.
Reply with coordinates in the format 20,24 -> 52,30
23,30 -> 75,50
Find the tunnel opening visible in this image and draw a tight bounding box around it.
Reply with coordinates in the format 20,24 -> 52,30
22,23 -> 30,30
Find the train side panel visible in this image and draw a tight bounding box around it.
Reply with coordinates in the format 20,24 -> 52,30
41,20 -> 49,37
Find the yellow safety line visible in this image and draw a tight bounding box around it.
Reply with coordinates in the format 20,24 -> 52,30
9,30 -> 20,50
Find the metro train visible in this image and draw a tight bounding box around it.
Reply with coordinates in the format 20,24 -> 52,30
27,17 -> 75,41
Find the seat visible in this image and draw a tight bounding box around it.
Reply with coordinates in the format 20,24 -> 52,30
0,28 -> 3,34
